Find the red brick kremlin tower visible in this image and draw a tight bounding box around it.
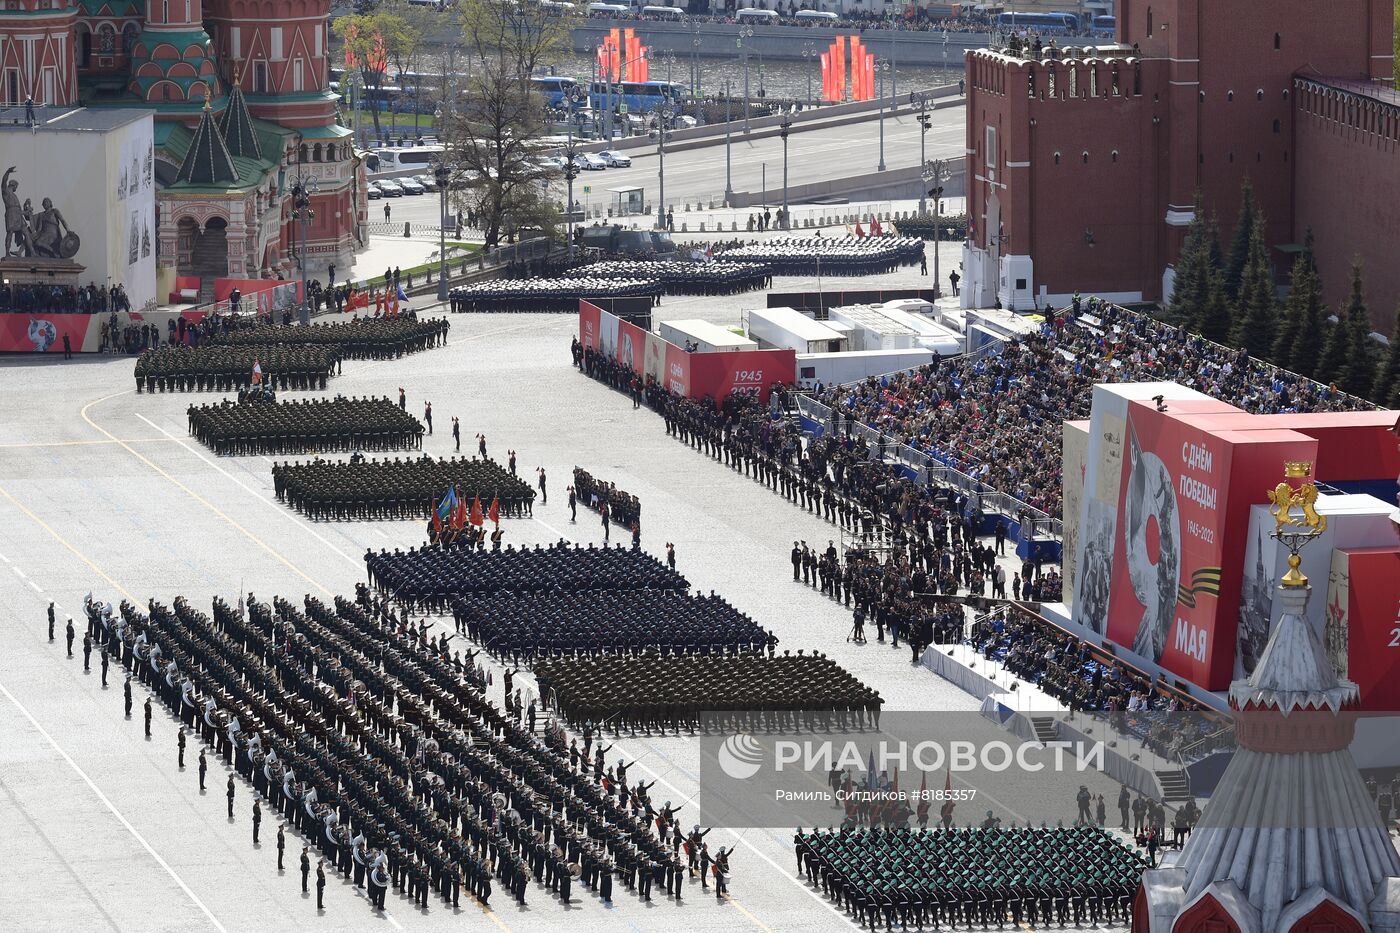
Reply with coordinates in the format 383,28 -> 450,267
961,0 -> 1397,323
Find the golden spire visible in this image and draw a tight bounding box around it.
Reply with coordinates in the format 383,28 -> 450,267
1267,460 -> 1327,588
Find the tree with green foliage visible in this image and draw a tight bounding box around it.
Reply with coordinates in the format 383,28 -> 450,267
1273,255 -> 1309,367
1372,302 -> 1400,406
1166,192 -> 1212,329
1286,233 -> 1326,377
444,0 -> 574,248
1222,177 -> 1256,303
1231,214 -> 1279,357
1200,269 -> 1233,345
1337,262 -> 1379,398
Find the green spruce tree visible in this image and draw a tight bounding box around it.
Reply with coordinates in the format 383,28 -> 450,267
1230,214 -> 1279,357
1199,268 -> 1233,345
1222,178 -> 1256,303
1288,233 -> 1326,378
1371,302 -> 1400,406
1272,251 -> 1310,367
1337,262 -> 1378,398
1166,192 -> 1211,329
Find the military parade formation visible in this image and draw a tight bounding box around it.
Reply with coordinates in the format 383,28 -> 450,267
797,825 -> 1146,929
569,260 -> 772,296
535,653 -> 883,733
135,345 -> 340,393
80,590 -> 707,915
274,455 -> 535,522
187,397 -> 424,456
713,236 -> 927,276
449,277 -> 661,313
206,315 -> 450,359
450,590 -> 776,662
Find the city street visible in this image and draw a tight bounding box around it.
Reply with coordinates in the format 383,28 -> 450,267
379,106 -> 966,228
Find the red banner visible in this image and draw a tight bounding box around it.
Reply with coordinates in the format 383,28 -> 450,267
1104,401 -> 1317,689
0,309 -> 215,353
663,342 -> 691,397
616,318 -> 646,374
1336,547 -> 1400,711
578,300 -> 602,350
689,348 -> 796,403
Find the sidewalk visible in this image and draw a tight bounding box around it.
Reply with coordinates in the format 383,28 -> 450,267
589,196 -> 968,237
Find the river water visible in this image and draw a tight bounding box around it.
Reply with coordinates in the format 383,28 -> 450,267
550,51 -> 962,100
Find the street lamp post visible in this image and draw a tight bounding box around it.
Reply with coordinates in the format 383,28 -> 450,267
562,130 -> 581,261
876,57 -> 890,172
922,159 -> 946,297
692,29 -> 702,98
801,42 -> 816,104
779,114 -> 791,231
289,172 -> 319,325
917,96 -> 933,214
723,78 -> 734,206
738,25 -> 754,132
652,103 -> 673,231
435,160 -> 452,302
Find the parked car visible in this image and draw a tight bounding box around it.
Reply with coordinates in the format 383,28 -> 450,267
597,149 -> 632,168
365,185 -> 383,199
399,179 -> 426,195
374,180 -> 404,197
540,155 -> 569,171
413,174 -> 437,191
572,153 -> 607,171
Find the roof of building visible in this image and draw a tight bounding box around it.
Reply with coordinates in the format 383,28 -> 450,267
1228,584 -> 1359,713
1303,76 -> 1400,111
175,100 -> 238,187
0,105 -> 152,133
218,83 -> 262,161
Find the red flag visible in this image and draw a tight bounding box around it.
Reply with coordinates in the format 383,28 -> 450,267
916,770 -> 930,822
488,496 -> 500,527
452,495 -> 467,531
430,498 -> 442,534
469,495 -> 484,527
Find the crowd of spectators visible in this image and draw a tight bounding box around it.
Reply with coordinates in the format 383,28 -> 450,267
816,299 -> 1371,518
0,281 -> 131,315
968,605 -> 1228,761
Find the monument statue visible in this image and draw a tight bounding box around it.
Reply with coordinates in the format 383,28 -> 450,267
2,166 -> 80,260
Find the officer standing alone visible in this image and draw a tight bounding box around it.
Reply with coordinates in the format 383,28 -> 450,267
198,748 -> 208,791
143,697 -> 152,738
227,774 -> 236,819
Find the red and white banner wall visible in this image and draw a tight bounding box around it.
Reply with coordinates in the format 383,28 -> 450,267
579,301 -> 795,403
1,309 -> 213,353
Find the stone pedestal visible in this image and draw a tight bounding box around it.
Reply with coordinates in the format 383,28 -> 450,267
0,256 -> 86,287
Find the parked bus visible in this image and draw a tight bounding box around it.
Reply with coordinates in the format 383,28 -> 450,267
530,75 -> 580,107
373,145 -> 447,170
588,79 -> 687,113
996,11 -> 1081,35
1089,15 -> 1116,38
